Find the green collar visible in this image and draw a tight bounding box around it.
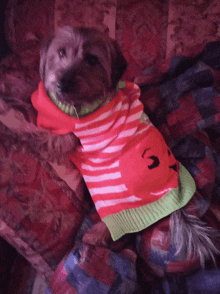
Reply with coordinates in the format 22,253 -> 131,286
49,81 -> 126,118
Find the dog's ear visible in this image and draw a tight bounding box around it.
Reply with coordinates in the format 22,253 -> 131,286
39,36 -> 54,82
111,40 -> 127,89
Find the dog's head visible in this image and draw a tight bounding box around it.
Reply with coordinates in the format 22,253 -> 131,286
40,26 -> 127,116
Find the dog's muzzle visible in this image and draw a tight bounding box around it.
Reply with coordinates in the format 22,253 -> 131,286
57,71 -> 76,94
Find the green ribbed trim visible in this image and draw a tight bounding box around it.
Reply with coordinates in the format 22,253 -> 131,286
116,81 -> 126,91
49,81 -> 126,118
102,164 -> 196,241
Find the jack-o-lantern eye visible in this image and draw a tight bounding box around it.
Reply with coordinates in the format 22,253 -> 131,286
58,48 -> 67,59
141,148 -> 160,169
142,148 -> 150,158
148,156 -> 160,169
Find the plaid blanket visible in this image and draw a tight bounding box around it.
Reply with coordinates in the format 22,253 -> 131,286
44,42 -> 220,293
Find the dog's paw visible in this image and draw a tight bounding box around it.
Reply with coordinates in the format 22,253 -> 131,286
0,106 -> 38,133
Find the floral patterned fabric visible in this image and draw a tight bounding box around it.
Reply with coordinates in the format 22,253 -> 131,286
5,0 -> 220,81
55,0 -> 117,37
5,0 -> 117,74
0,121 -> 87,280
116,0 -> 169,81
166,0 -> 220,58
5,0 -> 169,81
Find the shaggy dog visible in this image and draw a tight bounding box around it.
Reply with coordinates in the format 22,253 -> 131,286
4,26 -> 219,273
39,26 -> 127,117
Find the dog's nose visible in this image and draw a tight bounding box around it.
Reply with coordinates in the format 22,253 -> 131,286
57,72 -> 75,93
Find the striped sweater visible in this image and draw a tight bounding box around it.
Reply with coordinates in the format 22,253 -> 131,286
31,81 -> 196,240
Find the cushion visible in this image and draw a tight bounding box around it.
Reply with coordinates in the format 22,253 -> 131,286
0,76 -> 87,280
5,0 -> 169,81
4,0 -> 117,72
0,125 -> 87,280
116,0 -> 169,81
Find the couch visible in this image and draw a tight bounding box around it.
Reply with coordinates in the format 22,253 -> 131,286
1,0 -> 220,293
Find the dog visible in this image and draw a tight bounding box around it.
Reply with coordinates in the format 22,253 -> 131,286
39,26 -> 127,117
31,26 -> 220,274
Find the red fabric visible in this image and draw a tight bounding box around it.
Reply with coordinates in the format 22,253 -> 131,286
31,81 -> 79,134
0,136 -> 85,279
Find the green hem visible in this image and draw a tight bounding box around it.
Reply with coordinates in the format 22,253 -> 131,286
102,164 -> 196,241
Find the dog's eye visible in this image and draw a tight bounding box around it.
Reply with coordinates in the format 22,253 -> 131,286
58,48 -> 67,59
85,54 -> 99,66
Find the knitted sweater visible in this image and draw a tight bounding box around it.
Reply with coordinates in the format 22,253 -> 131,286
31,81 -> 196,241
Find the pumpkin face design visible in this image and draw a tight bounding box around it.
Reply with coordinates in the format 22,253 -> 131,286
119,127 -> 179,203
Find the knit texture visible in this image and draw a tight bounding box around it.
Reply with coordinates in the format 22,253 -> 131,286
31,81 -> 196,241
